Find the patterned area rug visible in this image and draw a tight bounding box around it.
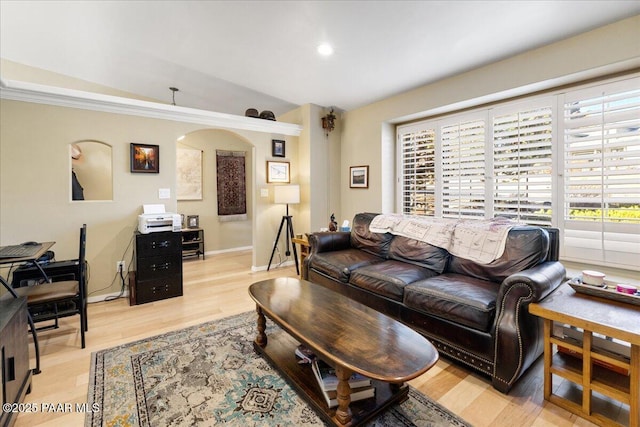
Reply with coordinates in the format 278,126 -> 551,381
86,311 -> 469,427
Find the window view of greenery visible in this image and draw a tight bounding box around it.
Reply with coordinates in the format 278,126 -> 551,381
564,90 -> 640,224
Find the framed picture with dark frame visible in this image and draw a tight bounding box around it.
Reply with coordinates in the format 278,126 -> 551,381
266,161 -> 290,183
272,139 -> 285,157
130,143 -> 160,173
187,215 -> 199,229
349,165 -> 369,188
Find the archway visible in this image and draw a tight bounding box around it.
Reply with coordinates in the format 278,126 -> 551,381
176,129 -> 254,261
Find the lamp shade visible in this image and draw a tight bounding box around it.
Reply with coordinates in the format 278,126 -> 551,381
274,185 -> 300,204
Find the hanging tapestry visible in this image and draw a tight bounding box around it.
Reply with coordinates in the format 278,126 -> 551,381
216,150 -> 247,221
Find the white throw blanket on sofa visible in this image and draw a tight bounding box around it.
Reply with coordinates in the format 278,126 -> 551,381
370,214 -> 517,264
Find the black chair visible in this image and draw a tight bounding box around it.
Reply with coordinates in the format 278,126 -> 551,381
13,224 -> 88,348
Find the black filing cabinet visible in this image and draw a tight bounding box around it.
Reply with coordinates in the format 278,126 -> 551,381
130,231 -> 183,305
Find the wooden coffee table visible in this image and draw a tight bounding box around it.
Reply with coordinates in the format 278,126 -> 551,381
249,277 -> 438,427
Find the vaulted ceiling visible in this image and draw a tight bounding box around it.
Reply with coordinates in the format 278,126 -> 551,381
1,1 -> 638,117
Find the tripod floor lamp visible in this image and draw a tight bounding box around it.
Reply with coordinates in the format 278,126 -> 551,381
267,184 -> 300,275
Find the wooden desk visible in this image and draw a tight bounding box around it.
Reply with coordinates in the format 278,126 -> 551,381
0,242 -> 55,282
0,241 -> 55,375
530,283 -> 639,427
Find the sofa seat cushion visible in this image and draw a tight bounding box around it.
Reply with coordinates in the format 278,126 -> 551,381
349,260 -> 439,302
310,249 -> 384,282
404,273 -> 499,332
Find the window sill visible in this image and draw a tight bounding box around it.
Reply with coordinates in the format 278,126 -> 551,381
562,260 -> 639,287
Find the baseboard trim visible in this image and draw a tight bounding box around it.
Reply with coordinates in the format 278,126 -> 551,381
252,259 -> 295,272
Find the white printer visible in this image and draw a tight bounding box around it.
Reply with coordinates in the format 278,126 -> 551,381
138,204 -> 181,234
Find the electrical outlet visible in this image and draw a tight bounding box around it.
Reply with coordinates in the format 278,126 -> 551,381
116,260 -> 125,272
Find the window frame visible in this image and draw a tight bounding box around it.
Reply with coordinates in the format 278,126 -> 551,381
396,73 -> 640,270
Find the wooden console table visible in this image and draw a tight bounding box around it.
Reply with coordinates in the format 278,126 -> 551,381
530,283 -> 639,427
249,277 -> 438,426
291,236 -> 309,278
181,228 -> 205,260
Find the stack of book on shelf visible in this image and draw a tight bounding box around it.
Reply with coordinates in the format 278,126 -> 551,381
554,324 -> 631,375
295,344 -> 375,408
311,359 -> 375,408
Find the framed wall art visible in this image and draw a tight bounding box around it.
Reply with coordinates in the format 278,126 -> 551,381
187,215 -> 199,228
272,139 -> 285,157
177,147 -> 203,200
130,143 -> 159,173
349,165 -> 369,188
266,161 -> 290,183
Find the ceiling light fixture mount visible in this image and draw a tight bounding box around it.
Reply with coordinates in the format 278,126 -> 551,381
169,87 -> 179,105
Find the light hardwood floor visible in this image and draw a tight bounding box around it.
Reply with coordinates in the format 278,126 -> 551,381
13,250 -> 606,427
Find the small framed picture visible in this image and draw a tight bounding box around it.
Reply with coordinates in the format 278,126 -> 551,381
272,139 -> 285,157
349,165 -> 369,188
267,161 -> 290,183
187,215 -> 199,228
131,143 -> 160,173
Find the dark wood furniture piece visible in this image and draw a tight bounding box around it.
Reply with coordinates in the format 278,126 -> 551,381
130,231 -> 183,305
530,283 -> 639,427
0,241 -> 55,375
249,277 -> 438,427
181,228 -> 204,260
0,298 -> 32,427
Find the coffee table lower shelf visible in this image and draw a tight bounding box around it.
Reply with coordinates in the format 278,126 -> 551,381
253,330 -> 409,426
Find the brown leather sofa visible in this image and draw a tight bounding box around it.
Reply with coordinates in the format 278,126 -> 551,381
303,212 -> 565,393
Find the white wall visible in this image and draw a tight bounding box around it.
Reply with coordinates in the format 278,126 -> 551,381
279,104 -> 341,234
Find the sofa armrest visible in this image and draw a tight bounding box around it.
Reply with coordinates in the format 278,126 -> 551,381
500,260 -> 566,303
303,232 -> 352,280
308,232 -> 352,254
491,261 -> 566,392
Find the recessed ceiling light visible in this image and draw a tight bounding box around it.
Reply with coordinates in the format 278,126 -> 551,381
317,43 -> 334,56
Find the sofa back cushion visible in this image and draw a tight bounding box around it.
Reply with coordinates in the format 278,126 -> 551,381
447,226 -> 549,283
350,212 -> 393,258
388,236 -> 449,273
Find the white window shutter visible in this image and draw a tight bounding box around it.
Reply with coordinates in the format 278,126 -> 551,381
441,118 -> 486,219
562,78 -> 640,267
398,127 -> 436,216
493,105 -> 553,225
396,74 -> 640,269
